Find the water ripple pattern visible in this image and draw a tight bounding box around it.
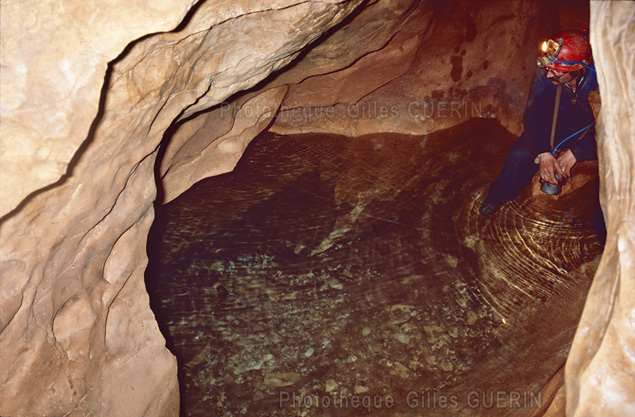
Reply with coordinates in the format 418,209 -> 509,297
147,118 -> 602,417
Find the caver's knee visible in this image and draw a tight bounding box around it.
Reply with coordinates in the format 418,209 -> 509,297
505,138 -> 533,165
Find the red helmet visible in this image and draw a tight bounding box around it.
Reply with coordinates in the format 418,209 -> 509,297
537,29 -> 592,72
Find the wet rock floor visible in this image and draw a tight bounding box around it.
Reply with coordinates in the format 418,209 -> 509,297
146,118 -> 602,417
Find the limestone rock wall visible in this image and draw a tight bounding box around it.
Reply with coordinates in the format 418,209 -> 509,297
0,1 -> 365,415
166,0 -> 563,155
0,0 -> 198,216
565,2 -> 635,416
158,0 -> 564,203
270,0 -> 560,137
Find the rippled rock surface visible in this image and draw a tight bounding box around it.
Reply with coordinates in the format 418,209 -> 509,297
147,119 -> 602,416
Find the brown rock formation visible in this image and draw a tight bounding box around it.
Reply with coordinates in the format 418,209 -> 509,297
0,0 -> 633,416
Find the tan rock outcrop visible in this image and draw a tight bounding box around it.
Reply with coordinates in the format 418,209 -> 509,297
565,2 -> 635,416
157,0 -> 561,203
159,85 -> 289,202
0,1 -> 365,415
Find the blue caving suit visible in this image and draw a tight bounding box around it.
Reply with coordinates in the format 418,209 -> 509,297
486,64 -> 606,243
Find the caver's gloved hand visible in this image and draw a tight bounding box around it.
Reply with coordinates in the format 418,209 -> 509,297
537,152 -> 564,184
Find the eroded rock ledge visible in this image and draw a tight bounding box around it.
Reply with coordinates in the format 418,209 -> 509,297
0,0 -> 633,416
1,1 -> 365,415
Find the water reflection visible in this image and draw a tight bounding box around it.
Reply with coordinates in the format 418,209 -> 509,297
146,118 -> 601,416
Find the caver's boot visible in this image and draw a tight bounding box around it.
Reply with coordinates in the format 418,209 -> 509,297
479,195 -> 503,216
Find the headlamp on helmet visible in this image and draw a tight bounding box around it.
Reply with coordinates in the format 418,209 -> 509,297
537,39 -> 561,68
535,30 -> 593,72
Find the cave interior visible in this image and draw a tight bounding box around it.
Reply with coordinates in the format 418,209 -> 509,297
145,1 -> 602,416
2,1 -> 633,417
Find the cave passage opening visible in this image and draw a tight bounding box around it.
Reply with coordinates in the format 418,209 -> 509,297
145,115 -> 602,417
141,1 -> 605,415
